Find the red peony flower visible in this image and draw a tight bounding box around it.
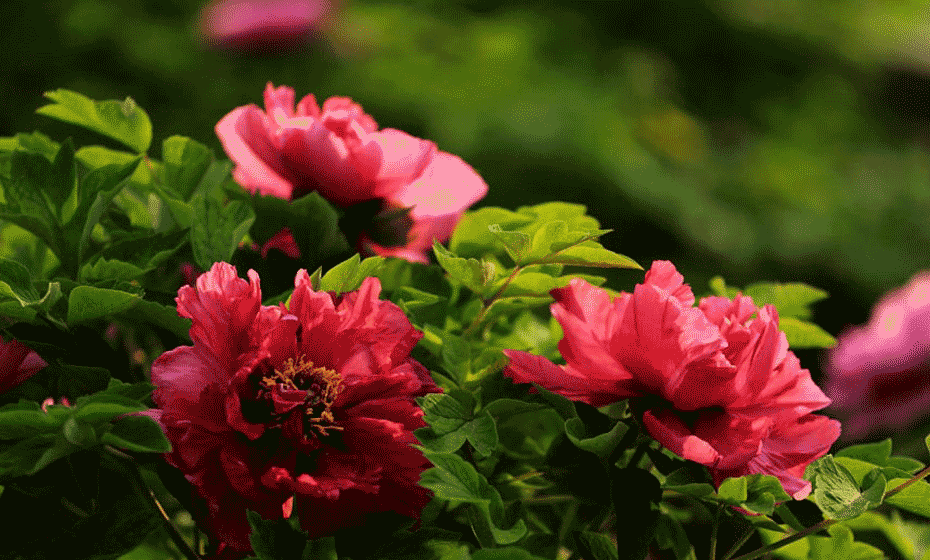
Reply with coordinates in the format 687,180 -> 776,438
504,261 -> 840,499
150,262 -> 439,556
215,83 -> 488,263
0,335 -> 47,394
825,270 -> 930,440
199,0 -> 335,53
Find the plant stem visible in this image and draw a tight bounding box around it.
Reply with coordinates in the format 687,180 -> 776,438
721,526 -> 757,560
104,446 -> 201,560
884,463 -> 930,499
709,503 -> 723,560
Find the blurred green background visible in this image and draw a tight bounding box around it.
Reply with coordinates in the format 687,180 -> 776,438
4,0 -> 930,382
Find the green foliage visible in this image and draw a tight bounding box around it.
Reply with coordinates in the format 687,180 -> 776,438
420,450 -> 528,546
37,89 -> 153,153
416,391 -> 499,456
245,509 -> 328,560
807,455 -> 886,520
190,191 -> 255,270
708,276 -> 836,348
316,254 -> 385,295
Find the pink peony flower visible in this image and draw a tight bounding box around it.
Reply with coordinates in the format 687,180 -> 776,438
0,336 -> 47,394
825,270 -> 930,440
150,262 -> 439,556
504,261 -> 840,499
199,0 -> 334,52
215,83 -> 488,263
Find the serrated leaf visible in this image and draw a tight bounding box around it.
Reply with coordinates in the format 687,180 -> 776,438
449,207 -> 533,257
433,242 -> 500,295
161,135 -> 212,200
420,451 -> 527,545
37,89 -> 152,153
190,195 -> 256,270
488,224 -> 531,264
67,285 -> 141,324
809,455 -> 884,520
537,242 -> 641,269
742,282 -> 829,320
319,254 -> 385,295
100,415 -> 171,453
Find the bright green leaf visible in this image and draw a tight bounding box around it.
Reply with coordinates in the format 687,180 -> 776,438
779,316 -> 837,349
161,135 -> 212,200
37,89 -> 153,153
319,254 -> 385,295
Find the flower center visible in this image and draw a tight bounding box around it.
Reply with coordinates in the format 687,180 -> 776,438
258,355 -> 344,438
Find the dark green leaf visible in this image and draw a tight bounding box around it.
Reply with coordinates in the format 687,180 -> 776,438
0,400 -> 66,439
471,548 -> 549,560
100,414 -> 171,453
49,138 -> 77,220
653,513 -> 694,560
67,285 -> 141,324
116,298 -> 191,341
0,433 -> 77,478
243,190 -> 350,264
37,89 -> 153,153
75,157 -> 142,263
246,509 -> 312,560
564,416 -> 630,460
420,451 -> 527,545
0,256 -> 40,304
573,531 -> 619,560
62,415 -> 97,446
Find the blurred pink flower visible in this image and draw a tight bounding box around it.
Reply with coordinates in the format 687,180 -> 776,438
0,336 -> 46,394
505,261 -> 840,499
200,0 -> 334,52
215,83 -> 488,263
826,270 -> 930,439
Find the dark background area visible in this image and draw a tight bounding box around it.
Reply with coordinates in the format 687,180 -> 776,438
3,0 -> 930,431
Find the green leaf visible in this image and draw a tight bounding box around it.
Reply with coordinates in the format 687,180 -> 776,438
246,509 -> 312,560
319,254 -> 385,295
62,415 -> 97,446
717,476 -> 748,504
161,135 -> 213,200
536,241 -> 641,269
243,190 -> 350,263
471,548 -> 549,560
886,478 -> 930,519
433,241 -> 499,295
779,316 -> 837,349
0,432 -> 77,478
100,415 -> 171,453
49,138 -> 77,221
809,455 -> 885,520
67,285 -> 141,324
837,439 -> 893,466
116,298 -> 191,341
741,474 -> 792,515
573,531 -> 619,560
654,514 -> 696,560
564,416 -> 629,460
79,258 -> 145,282
37,89 -> 153,153
809,524 -> 885,560
0,400 -> 67,439
75,157 -> 142,263
420,451 -> 527,546
416,392 -> 499,456
0,257 -> 40,304
190,194 -> 256,270
742,282 -> 829,320
488,224 -> 531,264
449,207 -> 533,258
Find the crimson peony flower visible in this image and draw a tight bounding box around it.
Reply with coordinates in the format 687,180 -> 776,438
825,270 -> 930,440
0,336 -> 47,394
504,261 -> 840,499
151,262 -> 439,556
199,0 -> 335,52
215,83 -> 488,263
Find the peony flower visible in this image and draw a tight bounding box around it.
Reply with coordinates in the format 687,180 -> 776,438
825,270 -> 930,440
0,336 -> 47,395
199,0 -> 335,52
150,262 -> 439,557
215,83 -> 488,264
504,261 -> 840,499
